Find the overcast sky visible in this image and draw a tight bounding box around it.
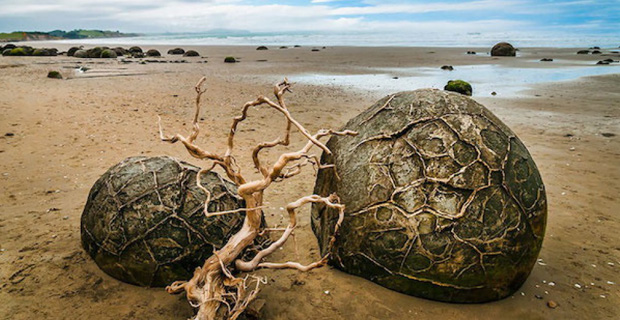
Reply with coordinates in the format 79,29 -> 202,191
0,0 -> 618,34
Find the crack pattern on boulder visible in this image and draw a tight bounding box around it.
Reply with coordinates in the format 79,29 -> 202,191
81,156 -> 247,287
311,89 -> 546,303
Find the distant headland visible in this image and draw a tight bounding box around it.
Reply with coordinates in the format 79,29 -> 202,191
0,29 -> 140,42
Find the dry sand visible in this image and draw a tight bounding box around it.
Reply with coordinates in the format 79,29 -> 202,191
0,44 -> 619,319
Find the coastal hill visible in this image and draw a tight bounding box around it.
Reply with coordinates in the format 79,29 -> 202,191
0,29 -> 139,42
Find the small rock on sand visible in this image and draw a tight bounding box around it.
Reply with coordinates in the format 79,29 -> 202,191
547,300 -> 558,309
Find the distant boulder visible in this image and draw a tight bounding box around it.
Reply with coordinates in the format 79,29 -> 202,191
183,50 -> 199,57
590,46 -> 600,50
129,46 -> 143,53
3,44 -> 17,50
113,47 -> 128,56
311,48 -> 320,52
596,60 -> 610,65
33,49 -> 52,56
47,71 -> 62,79
279,46 -> 288,49
100,49 -> 118,58
444,80 -> 472,96
577,50 -> 590,54
168,48 -> 185,55
591,50 -> 602,54
491,42 -> 516,57
256,46 -> 268,50
74,50 -> 89,58
146,49 -> 161,57
67,47 -> 81,56
87,47 -> 103,58
467,51 -> 476,55
440,65 -> 454,71
6,48 -> 29,56
224,56 -> 237,63
540,58 -> 553,62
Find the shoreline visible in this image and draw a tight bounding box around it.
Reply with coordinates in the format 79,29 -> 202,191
0,44 -> 619,319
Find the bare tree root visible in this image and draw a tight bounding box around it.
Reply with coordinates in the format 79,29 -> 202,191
159,77 -> 357,320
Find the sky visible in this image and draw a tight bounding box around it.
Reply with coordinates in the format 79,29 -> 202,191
0,0 -> 618,35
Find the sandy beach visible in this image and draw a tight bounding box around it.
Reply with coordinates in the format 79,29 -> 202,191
0,43 -> 619,319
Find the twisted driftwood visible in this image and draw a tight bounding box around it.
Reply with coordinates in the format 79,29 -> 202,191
158,77 -> 357,319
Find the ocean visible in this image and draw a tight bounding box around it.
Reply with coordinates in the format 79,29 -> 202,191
53,31 -> 620,48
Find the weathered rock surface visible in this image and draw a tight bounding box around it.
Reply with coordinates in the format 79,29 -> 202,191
312,89 -> 547,303
81,156 -> 250,287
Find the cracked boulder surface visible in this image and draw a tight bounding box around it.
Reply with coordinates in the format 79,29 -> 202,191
312,89 -> 546,303
81,156 -> 246,287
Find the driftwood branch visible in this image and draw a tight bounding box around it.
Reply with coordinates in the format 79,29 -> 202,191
159,77 -> 357,320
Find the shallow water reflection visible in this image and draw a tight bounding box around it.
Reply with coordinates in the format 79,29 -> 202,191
293,64 -> 619,97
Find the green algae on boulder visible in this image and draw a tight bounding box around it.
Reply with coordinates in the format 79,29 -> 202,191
81,156 -> 255,287
100,49 -> 118,58
444,80 -> 472,96
311,89 -> 547,303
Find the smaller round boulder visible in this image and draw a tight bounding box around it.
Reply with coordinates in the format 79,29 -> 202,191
444,80 -> 472,96
67,47 -> 81,57
183,50 -> 200,57
100,49 -> 118,58
224,56 -> 237,63
129,46 -> 143,53
146,49 -> 161,57
74,50 -> 89,58
491,42 -> 516,57
256,46 -> 268,50
87,47 -> 103,58
47,71 -> 62,79
33,49 -> 51,56
168,48 -> 185,55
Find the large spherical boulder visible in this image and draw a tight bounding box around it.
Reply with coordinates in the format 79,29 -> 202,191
67,46 -> 81,56
81,156 -> 250,287
87,47 -> 103,58
312,90 -> 547,303
491,42 -> 516,57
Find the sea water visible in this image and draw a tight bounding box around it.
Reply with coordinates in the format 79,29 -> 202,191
291,64 -> 620,97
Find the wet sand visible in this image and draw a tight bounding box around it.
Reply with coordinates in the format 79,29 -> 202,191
0,44 -> 619,319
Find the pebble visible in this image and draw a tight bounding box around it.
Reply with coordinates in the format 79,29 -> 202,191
535,294 -> 543,300
548,282 -> 555,286
606,281 -> 615,285
62,216 -> 69,220
600,295 -> 606,298
607,262 -> 615,266
324,290 -> 330,295
574,284 -> 582,289
547,300 -> 558,309
569,147 -> 575,151
5,133 -> 14,137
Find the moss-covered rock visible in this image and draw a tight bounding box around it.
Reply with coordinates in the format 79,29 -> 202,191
47,71 -> 62,79
87,47 -> 103,58
7,48 -> 29,56
491,42 -> 516,57
129,46 -> 143,53
146,49 -> 161,57
74,50 -> 89,58
33,49 -> 51,56
224,56 -> 237,63
67,46 -> 81,56
183,50 -> 199,57
444,80 -> 473,96
100,49 -> 118,58
1,49 -> 10,56
168,48 -> 185,55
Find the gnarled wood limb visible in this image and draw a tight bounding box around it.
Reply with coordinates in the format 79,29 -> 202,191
159,78 -> 357,320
